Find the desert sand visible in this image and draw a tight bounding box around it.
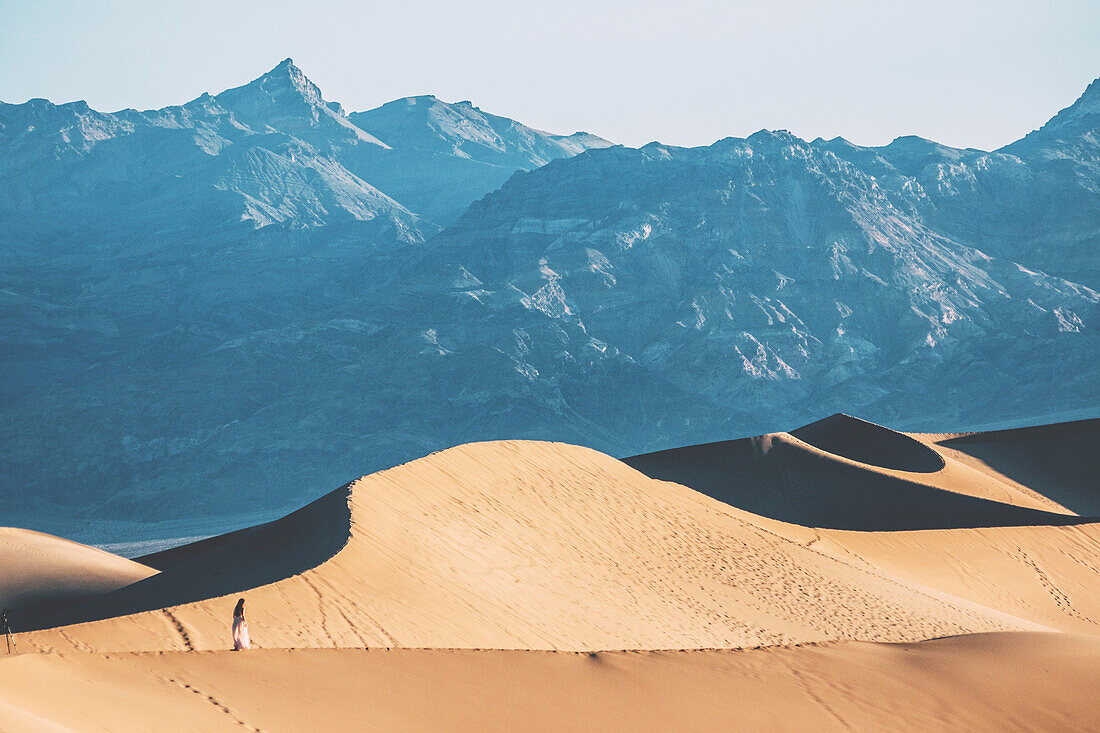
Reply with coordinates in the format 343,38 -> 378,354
2,634 -> 1098,732
0,528 -> 157,623
1,414 -> 1097,730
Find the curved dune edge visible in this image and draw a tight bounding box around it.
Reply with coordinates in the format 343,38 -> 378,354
1,633 -> 1098,732
766,430 -> 1078,520
626,416 -> 1086,529
0,527 -> 158,623
13,436 -> 1100,654
922,417 -> 1100,516
27,483 -> 355,635
790,414 -> 947,472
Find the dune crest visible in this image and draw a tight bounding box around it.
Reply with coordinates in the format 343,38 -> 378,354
931,418 -> 1100,515
790,414 -> 947,472
30,483 -> 354,634
626,414 -> 1087,529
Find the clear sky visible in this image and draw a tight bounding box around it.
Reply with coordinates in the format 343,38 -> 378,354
2,0 -> 1099,150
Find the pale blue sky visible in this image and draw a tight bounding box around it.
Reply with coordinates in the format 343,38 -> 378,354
2,0 -> 1098,150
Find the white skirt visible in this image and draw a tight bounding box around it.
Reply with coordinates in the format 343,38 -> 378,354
232,617 -> 251,650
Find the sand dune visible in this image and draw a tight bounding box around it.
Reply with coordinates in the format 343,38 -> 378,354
1,634 -> 1098,732
625,414 -> 1085,529
13,434 -> 1100,654
29,484 -> 352,633
0,528 -> 157,627
792,413 -> 948,472
2,415 -> 1098,729
819,522 -> 1100,635
932,418 -> 1100,516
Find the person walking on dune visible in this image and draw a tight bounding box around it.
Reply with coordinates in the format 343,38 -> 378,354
232,598 -> 251,651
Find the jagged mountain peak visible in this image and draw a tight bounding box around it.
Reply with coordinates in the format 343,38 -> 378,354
0,95 -> 133,154
1005,76 -> 1100,150
263,58 -> 322,101
216,58 -> 325,112
211,59 -> 386,147
747,128 -> 803,144
1063,76 -> 1100,109
1044,76 -> 1100,128
1081,76 -> 1100,102
344,93 -> 611,223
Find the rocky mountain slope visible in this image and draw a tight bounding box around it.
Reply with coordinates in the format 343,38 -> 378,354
349,94 -> 611,223
1,63 -> 1096,539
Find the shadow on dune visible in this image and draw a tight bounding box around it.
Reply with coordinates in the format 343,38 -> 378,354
790,414 -> 946,472
25,483 -> 353,633
939,418 -> 1100,517
0,528 -> 158,628
625,415 -> 1090,531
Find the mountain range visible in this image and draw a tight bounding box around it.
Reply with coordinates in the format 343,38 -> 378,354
1,60 -> 1096,540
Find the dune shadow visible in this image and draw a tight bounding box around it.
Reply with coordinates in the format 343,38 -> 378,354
939,418 -> 1100,517
24,483 -> 353,633
791,414 -> 946,473
625,427 -> 1091,531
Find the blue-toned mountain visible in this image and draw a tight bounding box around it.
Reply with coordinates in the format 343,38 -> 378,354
1,64 -> 1096,542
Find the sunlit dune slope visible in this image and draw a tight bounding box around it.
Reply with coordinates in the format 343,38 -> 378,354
0,528 -> 157,626
17,437 -> 1100,654
818,522 -> 1100,635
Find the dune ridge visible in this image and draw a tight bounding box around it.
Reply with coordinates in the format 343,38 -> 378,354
625,413 -> 1089,528
22,483 -> 354,634
791,414 -> 948,472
